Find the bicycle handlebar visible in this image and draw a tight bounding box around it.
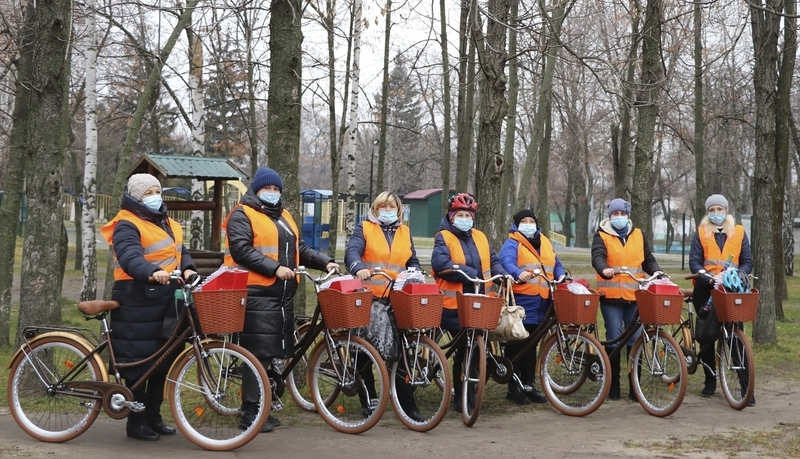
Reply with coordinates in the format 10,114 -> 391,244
439,265 -> 507,288
295,266 -> 341,285
528,268 -> 570,287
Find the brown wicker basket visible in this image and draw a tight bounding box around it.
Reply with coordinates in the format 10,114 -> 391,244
389,290 -> 444,329
635,290 -> 684,325
711,288 -> 759,322
192,289 -> 248,334
456,292 -> 504,329
552,289 -> 600,325
317,288 -> 373,329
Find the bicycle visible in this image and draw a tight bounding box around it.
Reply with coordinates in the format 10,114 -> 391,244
7,272 -> 270,451
279,267 -> 390,434
434,266 -> 516,426
359,268 -> 453,432
677,269 -> 757,409
598,268 -> 688,417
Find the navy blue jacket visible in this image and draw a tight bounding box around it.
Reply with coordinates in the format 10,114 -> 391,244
499,224 -> 565,325
689,226 -> 753,287
344,214 -> 421,275
109,194 -> 197,380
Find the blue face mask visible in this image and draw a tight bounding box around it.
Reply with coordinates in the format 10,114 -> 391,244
453,217 -> 473,232
610,216 -> 628,230
518,223 -> 537,238
259,191 -> 281,205
378,210 -> 398,224
142,194 -> 162,211
708,212 -> 726,225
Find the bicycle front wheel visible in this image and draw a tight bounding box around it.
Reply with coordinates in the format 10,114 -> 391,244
718,327 -> 755,410
168,342 -> 270,451
309,333 -> 390,434
461,333 -> 486,427
7,336 -> 103,443
390,335 -> 451,432
630,330 -> 687,417
539,329 -> 610,417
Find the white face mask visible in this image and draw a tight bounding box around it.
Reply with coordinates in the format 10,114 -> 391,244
518,223 -> 537,238
259,191 -> 281,205
142,194 -> 162,211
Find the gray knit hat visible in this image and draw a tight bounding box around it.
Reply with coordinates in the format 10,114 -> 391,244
705,194 -> 728,211
127,173 -> 161,201
607,198 -> 631,217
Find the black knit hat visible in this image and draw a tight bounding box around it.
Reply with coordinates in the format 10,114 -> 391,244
251,167 -> 283,192
513,209 -> 537,227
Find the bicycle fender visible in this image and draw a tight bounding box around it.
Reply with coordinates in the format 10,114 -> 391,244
8,331 -> 110,382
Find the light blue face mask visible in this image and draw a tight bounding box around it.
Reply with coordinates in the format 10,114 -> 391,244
610,216 -> 629,230
708,212 -> 726,225
259,191 -> 281,205
142,194 -> 162,211
453,217 -> 473,232
518,223 -> 537,238
378,210 -> 398,224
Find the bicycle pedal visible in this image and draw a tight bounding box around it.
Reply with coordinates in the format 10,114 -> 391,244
126,401 -> 146,412
271,398 -> 285,412
521,385 -> 533,392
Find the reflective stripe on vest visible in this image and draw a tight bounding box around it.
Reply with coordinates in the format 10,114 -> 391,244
509,232 -> 555,298
699,225 -> 744,274
596,229 -> 645,301
221,204 -> 300,287
360,221 -> 413,298
100,210 -> 183,281
436,229 -> 493,309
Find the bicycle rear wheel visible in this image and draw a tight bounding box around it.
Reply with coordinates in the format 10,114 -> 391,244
461,333 -> 486,427
309,333 -> 389,434
718,327 -> 755,410
390,335 -> 451,432
630,330 -> 687,417
671,320 -> 698,375
168,342 -> 270,451
539,329 -> 610,417
7,336 -> 103,442
286,322 -> 337,412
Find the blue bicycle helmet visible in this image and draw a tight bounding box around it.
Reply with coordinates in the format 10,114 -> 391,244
721,269 -> 749,293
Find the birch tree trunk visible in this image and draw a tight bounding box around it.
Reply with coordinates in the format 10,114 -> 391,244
15,0 -> 73,345
81,0 -> 99,301
344,0 -> 363,242
188,21 -> 206,250
438,0 -> 453,215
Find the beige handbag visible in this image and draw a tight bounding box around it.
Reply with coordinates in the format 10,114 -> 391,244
489,279 -> 529,340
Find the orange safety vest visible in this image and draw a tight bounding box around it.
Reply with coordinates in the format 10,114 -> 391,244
596,229 -> 645,301
359,221 -> 413,298
222,204 -> 300,287
699,225 -> 744,274
510,232 -> 556,298
436,229 -> 494,309
100,210 -> 183,281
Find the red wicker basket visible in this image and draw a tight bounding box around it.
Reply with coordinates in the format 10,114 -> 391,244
456,292 -> 504,329
389,289 -> 444,329
711,288 -> 759,322
317,288 -> 373,329
635,290 -> 684,325
552,289 -> 600,325
192,289 -> 248,334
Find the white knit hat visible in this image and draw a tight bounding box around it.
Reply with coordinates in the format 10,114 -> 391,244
704,194 -> 728,211
127,174 -> 161,201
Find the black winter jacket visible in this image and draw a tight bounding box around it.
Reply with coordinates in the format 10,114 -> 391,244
109,194 -> 197,380
225,189 -> 333,360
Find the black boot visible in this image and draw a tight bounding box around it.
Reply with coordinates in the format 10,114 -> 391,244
606,346 -> 621,400
506,378 -> 531,405
522,380 -> 547,404
700,342 -> 716,397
